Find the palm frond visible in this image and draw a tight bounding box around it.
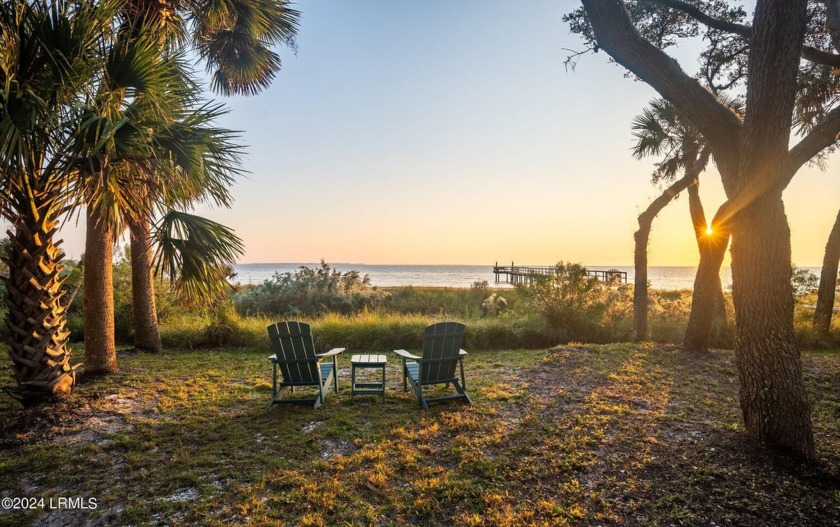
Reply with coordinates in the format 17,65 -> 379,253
631,97 -> 706,183
152,102 -> 245,208
152,210 -> 244,305
189,0 -> 300,95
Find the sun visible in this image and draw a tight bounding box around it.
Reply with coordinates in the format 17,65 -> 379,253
706,227 -> 713,235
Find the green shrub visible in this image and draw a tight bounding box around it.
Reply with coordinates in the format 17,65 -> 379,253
647,288 -> 692,343
379,286 -> 497,317
159,308 -> 269,349
67,246 -> 182,344
521,262 -> 607,340
599,284 -> 634,342
66,311 -> 84,342
233,261 -> 387,316
112,251 -> 134,342
792,267 -> 819,295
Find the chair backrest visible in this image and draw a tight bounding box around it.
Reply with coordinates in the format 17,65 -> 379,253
267,321 -> 320,385
420,321 -> 466,383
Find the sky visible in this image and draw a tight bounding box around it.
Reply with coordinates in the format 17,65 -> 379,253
56,0 -> 840,266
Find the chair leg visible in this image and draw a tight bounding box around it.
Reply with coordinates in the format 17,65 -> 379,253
267,386 -> 286,411
410,377 -> 427,410
268,364 -> 279,411
418,387 -> 429,411
333,356 -> 339,394
314,383 -> 324,409
453,378 -> 472,405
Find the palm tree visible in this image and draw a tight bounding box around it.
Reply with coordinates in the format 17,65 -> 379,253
630,98 -> 728,348
0,0 -> 127,403
110,0 -> 299,357
71,22 -> 197,373
126,106 -> 243,353
76,29 -> 247,372
127,103 -> 246,355
118,0 -> 300,96
77,0 -> 299,368
0,0 -> 245,393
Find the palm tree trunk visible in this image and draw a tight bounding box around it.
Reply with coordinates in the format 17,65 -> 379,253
2,188 -> 76,405
129,217 -> 163,353
814,209 -> 840,334
633,229 -> 650,341
634,149 -> 710,341
633,173 -> 698,340
684,187 -> 729,352
83,207 -> 117,373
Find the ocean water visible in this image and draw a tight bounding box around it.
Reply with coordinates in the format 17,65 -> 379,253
232,263 -> 823,290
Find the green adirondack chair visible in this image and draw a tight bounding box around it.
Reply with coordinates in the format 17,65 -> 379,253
394,321 -> 471,410
267,321 -> 345,410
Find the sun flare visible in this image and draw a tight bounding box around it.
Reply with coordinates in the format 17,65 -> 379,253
706,227 -> 713,235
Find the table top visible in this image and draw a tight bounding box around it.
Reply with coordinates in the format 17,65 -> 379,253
351,354 -> 387,364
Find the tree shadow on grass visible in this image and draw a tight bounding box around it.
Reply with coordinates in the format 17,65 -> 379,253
2,345 -> 839,526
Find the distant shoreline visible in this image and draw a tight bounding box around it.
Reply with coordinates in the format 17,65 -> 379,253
232,263 -> 822,291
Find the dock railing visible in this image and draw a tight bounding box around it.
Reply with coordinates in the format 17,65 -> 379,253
493,262 -> 627,285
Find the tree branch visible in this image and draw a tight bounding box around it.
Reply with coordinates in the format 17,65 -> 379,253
785,105 -> 840,186
639,147 -> 711,224
643,0 -> 840,67
823,0 -> 840,52
643,0 -> 749,36
581,0 -> 742,177
801,47 -> 840,68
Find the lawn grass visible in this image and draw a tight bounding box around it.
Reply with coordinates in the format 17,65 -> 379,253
1,344 -> 838,526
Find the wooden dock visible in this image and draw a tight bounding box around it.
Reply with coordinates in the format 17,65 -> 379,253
493,262 -> 628,285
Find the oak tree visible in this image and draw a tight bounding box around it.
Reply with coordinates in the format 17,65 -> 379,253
571,0 -> 840,459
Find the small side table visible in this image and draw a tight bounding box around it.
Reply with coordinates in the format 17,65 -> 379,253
350,354 -> 387,402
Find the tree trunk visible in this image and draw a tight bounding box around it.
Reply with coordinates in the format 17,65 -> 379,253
730,192 -> 814,459
634,150 -> 710,341
813,209 -> 840,334
633,228 -> 650,341
634,173 -> 699,340
581,0 -> 815,459
83,207 -> 117,374
130,217 -> 163,353
729,0 -> 814,460
2,188 -> 76,405
684,186 -> 729,352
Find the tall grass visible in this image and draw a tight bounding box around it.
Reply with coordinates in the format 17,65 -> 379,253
158,309 -> 563,352
63,258 -> 840,352
150,286 -> 840,353
378,285 -> 518,317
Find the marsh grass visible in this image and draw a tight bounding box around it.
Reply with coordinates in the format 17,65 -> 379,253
1,344 -> 838,526
153,285 -> 714,352
157,308 -> 566,352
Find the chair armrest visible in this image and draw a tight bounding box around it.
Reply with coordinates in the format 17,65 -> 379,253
394,349 -> 421,360
316,347 -> 345,358
268,355 -> 319,364
459,349 -> 467,357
